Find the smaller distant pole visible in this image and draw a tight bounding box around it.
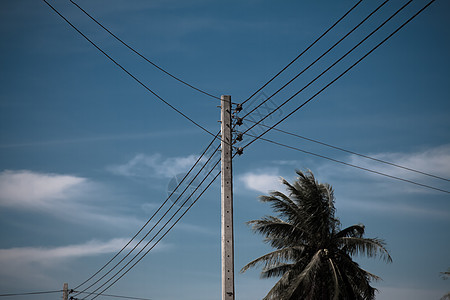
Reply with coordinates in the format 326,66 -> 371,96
63,283 -> 68,300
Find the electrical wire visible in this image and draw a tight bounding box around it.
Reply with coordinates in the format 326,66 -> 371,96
243,0 -> 435,150
85,157 -> 221,299
86,110 -> 233,298
74,87 -> 236,295
73,134 -> 220,293
241,0 -> 390,120
0,291 -> 62,297
241,0 -> 364,106
69,0 -> 220,101
78,144 -> 221,299
72,291 -> 152,300
245,132 -> 450,194
86,121 -> 235,298
241,0 -> 412,137
88,159 -> 222,300
243,119 -> 450,182
41,0 -> 217,139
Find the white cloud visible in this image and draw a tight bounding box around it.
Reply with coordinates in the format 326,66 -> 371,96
0,170 -> 143,231
0,170 -> 87,209
313,144 -> 450,196
0,238 -> 168,286
348,144 -> 450,182
0,238 -> 131,263
0,238 -> 167,263
311,145 -> 450,219
108,153 -> 198,179
339,199 -> 450,220
239,169 -> 284,194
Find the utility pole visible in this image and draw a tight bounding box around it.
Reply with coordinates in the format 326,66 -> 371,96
221,95 -> 235,300
63,283 -> 68,300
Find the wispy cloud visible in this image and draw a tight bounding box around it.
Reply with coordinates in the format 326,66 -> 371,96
238,169 -> 284,194
0,170 -> 87,209
347,144 -> 450,182
0,170 -> 143,230
253,145 -> 450,219
0,129 -> 199,149
309,144 -> 450,196
314,145 -> 450,219
108,153 -> 198,179
0,238 -> 166,263
0,238 -> 168,286
338,199 -> 450,220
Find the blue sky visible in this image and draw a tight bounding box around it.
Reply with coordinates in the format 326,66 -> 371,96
0,1 -> 449,299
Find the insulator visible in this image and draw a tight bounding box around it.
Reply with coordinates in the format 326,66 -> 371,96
236,133 -> 243,141
235,117 -> 243,126
236,147 -> 244,155
235,103 -> 243,112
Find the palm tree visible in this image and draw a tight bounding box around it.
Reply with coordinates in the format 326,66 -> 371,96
440,268 -> 450,300
241,170 -> 392,300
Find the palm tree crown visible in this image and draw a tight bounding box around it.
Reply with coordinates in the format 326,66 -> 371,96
241,170 -> 392,300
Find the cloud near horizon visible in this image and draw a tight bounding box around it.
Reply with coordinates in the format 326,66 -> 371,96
0,170 -> 88,209
0,170 -> 144,230
0,238 -> 167,263
0,238 -> 168,286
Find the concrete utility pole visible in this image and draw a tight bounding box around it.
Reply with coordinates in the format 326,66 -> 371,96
221,95 -> 235,300
63,283 -> 68,300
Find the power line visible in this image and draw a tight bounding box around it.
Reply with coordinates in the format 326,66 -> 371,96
41,0 -> 217,139
86,157 -> 221,299
246,133 -> 450,195
241,0 -> 364,105
89,160 -> 222,300
0,290 -> 62,297
244,119 -> 450,182
74,134 -> 220,293
69,0 -> 220,101
78,144 -> 221,299
72,291 -> 152,300
75,108 -> 237,293
241,0 -> 390,120
243,0 -> 435,150
241,0 -> 412,137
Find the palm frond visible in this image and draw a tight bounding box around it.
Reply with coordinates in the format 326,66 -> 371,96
259,190 -> 302,223
440,268 -> 450,279
360,268 -> 381,282
247,217 -> 309,248
284,249 -> 324,299
327,258 -> 341,300
240,246 -> 306,273
262,269 -> 293,300
336,224 -> 365,238
339,236 -> 393,263
338,253 -> 378,300
260,263 -> 293,278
